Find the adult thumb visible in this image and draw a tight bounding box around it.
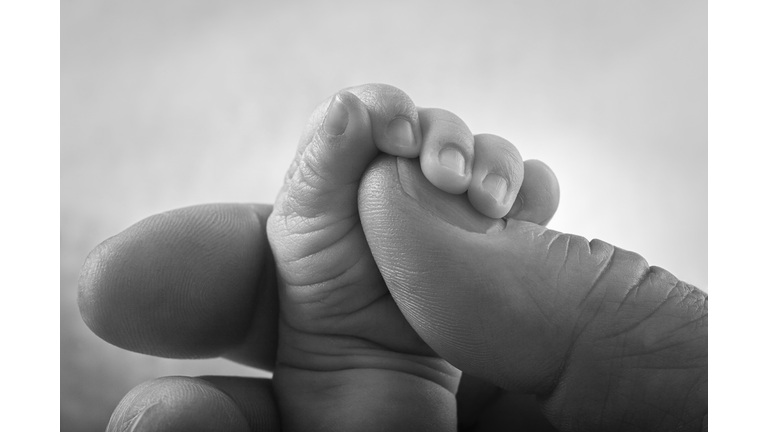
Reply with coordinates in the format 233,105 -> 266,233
359,156 -> 707,432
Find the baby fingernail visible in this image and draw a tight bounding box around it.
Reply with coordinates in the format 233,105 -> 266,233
482,174 -> 508,203
438,147 -> 466,175
323,95 -> 349,136
387,117 -> 416,148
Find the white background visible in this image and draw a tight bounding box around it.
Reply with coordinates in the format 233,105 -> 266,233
58,2 -> 707,431
6,1 -> 737,431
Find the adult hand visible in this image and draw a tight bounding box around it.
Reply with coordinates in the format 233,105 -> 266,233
79,83 -> 705,431
78,203 -> 281,431
77,203 -> 558,431
359,156 -> 707,431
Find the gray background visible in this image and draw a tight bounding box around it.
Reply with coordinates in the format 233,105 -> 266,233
61,1 -> 706,430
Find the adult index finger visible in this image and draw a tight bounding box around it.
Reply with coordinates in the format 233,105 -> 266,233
78,203 -> 278,370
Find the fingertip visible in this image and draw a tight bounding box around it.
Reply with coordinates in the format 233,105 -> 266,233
322,94 -> 349,136
385,116 -> 420,156
77,204 -> 275,360
107,377 -> 255,432
506,159 -> 560,225
344,83 -> 422,157
274,90 -> 378,219
468,134 -> 524,219
77,239 -> 106,326
419,107 -> 474,194
320,91 -> 371,141
291,90 -> 377,188
304,91 -> 371,146
76,234 -> 139,348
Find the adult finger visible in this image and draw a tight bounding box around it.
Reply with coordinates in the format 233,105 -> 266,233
360,156 -> 707,431
107,376 -> 279,432
78,203 -> 279,370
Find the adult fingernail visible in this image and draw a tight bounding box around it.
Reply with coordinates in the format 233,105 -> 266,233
482,174 -> 508,204
323,95 -> 349,136
438,147 -> 467,175
387,117 -> 415,148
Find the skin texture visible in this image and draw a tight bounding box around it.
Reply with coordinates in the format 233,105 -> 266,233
267,84 -> 560,431
359,156 -> 707,431
78,203 -> 279,369
78,203 -> 282,432
78,84 -> 706,431
266,86 -> 460,431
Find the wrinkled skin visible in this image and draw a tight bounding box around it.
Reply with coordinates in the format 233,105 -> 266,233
360,156 -> 707,431
78,83 -> 706,432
